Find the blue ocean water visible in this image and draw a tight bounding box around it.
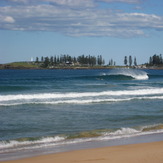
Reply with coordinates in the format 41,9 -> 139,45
0,68 -> 163,160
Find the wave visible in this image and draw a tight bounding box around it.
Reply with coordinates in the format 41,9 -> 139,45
1,96 -> 163,106
1,88 -> 163,101
0,88 -> 163,106
105,68 -> 149,80
70,69 -> 149,81
1,124 -> 163,154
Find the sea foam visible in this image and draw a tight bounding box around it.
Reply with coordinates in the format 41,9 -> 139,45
0,88 -> 163,106
1,124 -> 163,154
1,88 -> 163,101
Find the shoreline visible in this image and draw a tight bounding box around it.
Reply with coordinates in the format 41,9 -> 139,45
1,67 -> 163,70
1,132 -> 163,162
1,141 -> 163,163
1,63 -> 163,70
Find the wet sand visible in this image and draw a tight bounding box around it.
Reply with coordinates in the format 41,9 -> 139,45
2,141 -> 163,163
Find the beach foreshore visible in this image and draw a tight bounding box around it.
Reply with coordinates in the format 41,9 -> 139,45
1,141 -> 163,163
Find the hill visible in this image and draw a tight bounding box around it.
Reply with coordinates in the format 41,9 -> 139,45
0,62 -> 40,69
0,61 -> 120,69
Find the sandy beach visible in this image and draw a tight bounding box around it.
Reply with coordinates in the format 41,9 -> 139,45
1,141 -> 163,163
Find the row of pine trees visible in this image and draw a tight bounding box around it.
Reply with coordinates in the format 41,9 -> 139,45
148,54 -> 163,66
35,54 -> 105,68
34,54 -> 163,68
124,56 -> 137,67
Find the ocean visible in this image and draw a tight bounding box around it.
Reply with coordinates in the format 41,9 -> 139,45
0,68 -> 163,160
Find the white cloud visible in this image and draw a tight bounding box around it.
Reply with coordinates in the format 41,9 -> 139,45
0,0 -> 163,38
4,16 -> 15,23
4,0 -> 142,4
98,0 -> 142,4
47,0 -> 95,7
4,0 -> 95,7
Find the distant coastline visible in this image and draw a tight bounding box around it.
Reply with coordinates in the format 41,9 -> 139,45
0,61 -> 163,70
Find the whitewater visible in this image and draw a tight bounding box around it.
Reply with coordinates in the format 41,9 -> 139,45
1,88 -> 163,106
0,68 -> 163,160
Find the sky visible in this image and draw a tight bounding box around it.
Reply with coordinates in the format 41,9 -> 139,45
0,0 -> 163,65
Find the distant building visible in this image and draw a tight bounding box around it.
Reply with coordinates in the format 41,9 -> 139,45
66,61 -> 74,66
135,65 -> 147,69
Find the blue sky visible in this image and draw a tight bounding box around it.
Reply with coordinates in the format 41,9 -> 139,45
0,0 -> 163,65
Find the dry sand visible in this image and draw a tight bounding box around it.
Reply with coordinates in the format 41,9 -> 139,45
1,141 -> 163,163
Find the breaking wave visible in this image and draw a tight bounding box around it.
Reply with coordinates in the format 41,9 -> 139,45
0,88 -> 163,106
1,124 -> 163,154
104,68 -> 149,80
1,96 -> 163,106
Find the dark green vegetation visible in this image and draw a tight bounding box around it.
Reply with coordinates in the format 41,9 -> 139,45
36,54 -> 106,68
0,54 -> 163,69
147,54 -> 163,67
124,55 -> 137,67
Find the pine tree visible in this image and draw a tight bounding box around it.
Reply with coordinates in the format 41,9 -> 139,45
149,57 -> 153,65
35,57 -> 39,64
54,56 -> 57,65
129,55 -> 132,67
41,56 -> 44,63
134,57 -> 137,66
43,57 -> 50,68
124,56 -> 127,66
50,56 -> 54,66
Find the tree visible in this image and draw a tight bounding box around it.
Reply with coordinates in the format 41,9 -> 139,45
110,59 -> 113,66
149,57 -> 153,65
43,57 -> 50,68
134,57 -> 137,66
109,59 -> 114,66
129,55 -> 132,67
35,57 -> 39,64
57,56 -> 60,64
50,56 -> 54,66
41,56 -> 44,63
73,57 -> 77,63
92,56 -> 96,66
102,59 -> 105,65
97,55 -> 103,66
159,54 -> 163,64
149,54 -> 163,66
54,55 -> 57,65
124,56 -> 127,66
34,54 -> 106,68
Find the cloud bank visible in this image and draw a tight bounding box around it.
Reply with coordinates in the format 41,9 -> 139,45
0,0 -> 163,38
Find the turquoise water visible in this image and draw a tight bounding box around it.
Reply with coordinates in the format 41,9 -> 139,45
0,68 -> 163,160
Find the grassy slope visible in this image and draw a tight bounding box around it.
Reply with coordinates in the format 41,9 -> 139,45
9,62 -> 39,68
0,62 -> 40,69
1,62 -> 162,69
0,62 -> 120,69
